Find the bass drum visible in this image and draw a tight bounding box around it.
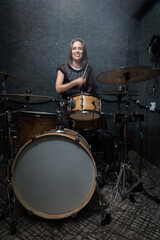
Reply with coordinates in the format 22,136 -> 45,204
12,129 -> 97,219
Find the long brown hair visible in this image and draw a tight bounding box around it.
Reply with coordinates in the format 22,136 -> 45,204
66,38 -> 88,68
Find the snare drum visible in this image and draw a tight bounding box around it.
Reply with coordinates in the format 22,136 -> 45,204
17,111 -> 57,148
68,92 -> 101,121
12,129 -> 97,219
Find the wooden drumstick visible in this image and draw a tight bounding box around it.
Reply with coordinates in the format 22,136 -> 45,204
78,64 -> 89,92
82,63 -> 88,79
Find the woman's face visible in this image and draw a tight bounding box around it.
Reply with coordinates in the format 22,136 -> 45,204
71,41 -> 83,62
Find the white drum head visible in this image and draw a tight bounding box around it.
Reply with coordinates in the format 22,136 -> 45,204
12,132 -> 97,219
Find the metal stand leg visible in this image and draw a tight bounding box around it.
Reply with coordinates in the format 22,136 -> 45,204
110,162 -> 142,201
0,158 -> 17,235
96,176 -> 111,226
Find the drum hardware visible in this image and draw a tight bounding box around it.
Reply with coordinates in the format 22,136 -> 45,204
75,132 -> 80,142
92,100 -> 95,106
105,74 -> 144,220
103,85 -> 139,114
67,98 -> 76,108
56,99 -> 68,130
31,135 -> 38,141
81,94 -> 83,109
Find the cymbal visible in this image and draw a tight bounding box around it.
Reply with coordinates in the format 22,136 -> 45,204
97,66 -> 160,84
103,89 -> 138,96
0,72 -> 25,82
0,93 -> 56,100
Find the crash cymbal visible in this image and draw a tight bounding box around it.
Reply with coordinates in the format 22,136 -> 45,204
0,93 -> 56,100
0,72 -> 25,82
103,89 -> 138,96
97,66 -> 160,85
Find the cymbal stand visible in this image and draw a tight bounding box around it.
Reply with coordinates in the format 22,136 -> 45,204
56,99 -> 67,131
0,77 -> 17,234
108,73 -> 141,207
0,75 -> 10,162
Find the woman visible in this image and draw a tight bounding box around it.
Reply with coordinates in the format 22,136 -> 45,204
55,38 -> 96,128
55,38 -> 95,99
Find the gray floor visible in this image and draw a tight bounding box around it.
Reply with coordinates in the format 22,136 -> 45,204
0,151 -> 160,240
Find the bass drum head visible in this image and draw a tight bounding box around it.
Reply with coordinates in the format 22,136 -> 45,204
12,130 -> 97,219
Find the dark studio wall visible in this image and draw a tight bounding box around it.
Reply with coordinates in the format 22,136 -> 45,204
0,0 -> 141,113
132,0 -> 160,168
0,0 -> 159,168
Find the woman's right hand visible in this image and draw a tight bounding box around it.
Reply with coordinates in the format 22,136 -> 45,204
76,77 -> 87,87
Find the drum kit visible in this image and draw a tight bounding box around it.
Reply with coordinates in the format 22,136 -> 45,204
0,66 -> 159,233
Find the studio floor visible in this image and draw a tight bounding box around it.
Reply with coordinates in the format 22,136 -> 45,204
0,151 -> 160,240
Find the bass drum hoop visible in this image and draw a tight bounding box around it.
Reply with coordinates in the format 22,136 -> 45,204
11,129 -> 97,219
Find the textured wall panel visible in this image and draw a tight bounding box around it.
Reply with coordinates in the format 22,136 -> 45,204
133,1 -> 160,168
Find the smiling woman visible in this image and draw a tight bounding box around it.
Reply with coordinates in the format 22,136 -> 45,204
55,38 -> 94,99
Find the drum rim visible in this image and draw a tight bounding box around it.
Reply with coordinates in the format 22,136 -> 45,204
69,91 -> 100,98
11,130 -> 97,219
69,110 -> 101,120
19,110 -> 57,116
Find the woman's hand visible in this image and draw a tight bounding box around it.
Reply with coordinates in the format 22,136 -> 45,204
75,77 -> 87,88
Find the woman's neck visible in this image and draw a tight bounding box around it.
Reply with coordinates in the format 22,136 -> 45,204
71,60 -> 81,70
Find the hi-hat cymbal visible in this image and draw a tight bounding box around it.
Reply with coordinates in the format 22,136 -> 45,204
0,72 -> 25,82
97,66 -> 160,85
0,93 -> 56,100
103,89 -> 138,96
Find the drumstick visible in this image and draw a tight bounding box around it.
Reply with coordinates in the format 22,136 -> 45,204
78,64 -> 89,92
82,64 -> 88,79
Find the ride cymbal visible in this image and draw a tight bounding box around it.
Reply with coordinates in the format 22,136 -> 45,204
97,66 -> 160,85
0,72 -> 25,82
0,93 -> 56,100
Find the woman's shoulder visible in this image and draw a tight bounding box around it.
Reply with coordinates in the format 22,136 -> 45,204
57,63 -> 67,74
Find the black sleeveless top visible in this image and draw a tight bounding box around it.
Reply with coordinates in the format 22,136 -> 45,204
57,63 -> 93,99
